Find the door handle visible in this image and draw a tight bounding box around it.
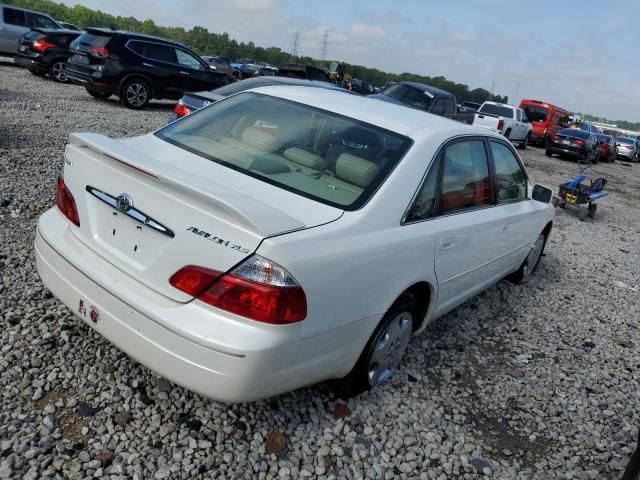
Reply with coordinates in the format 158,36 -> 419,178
179,70 -> 190,75
440,237 -> 456,250
142,62 -> 154,68
502,223 -> 512,232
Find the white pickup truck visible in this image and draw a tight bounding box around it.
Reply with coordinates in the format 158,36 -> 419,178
472,101 -> 532,148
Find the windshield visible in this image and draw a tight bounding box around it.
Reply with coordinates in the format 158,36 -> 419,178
522,106 -> 549,123
156,93 -> 412,210
479,104 -> 513,118
382,84 -> 434,111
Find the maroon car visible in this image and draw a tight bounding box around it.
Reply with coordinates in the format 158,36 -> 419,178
595,133 -> 616,163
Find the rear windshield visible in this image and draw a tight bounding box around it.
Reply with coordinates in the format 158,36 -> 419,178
617,137 -> 636,145
382,84 -> 434,111
73,33 -> 110,48
24,30 -> 43,40
522,106 -> 548,123
595,134 -> 611,142
558,129 -> 590,139
156,93 -> 412,210
478,104 -> 513,118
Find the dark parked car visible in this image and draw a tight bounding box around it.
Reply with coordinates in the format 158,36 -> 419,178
169,75 -> 357,122
277,63 -> 331,82
594,133 -> 616,163
344,78 -> 374,94
57,21 -> 80,30
202,55 -> 240,78
458,101 -> 481,113
369,81 -> 457,116
545,128 -> 600,162
14,28 -> 81,82
65,28 -> 236,109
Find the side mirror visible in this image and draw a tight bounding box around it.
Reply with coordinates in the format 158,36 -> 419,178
532,184 -> 553,204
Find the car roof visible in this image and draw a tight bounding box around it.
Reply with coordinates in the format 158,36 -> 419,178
249,86 -> 493,137
0,2 -> 57,17
397,81 -> 455,97
84,27 -> 184,46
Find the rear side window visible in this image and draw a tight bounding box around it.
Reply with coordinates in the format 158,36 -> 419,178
479,104 -> 513,118
441,140 -> 490,213
431,99 -> 445,115
406,161 -> 440,222
444,98 -> 456,114
490,142 -> 527,203
383,84 -> 434,111
27,13 -> 59,29
3,7 -> 26,26
523,105 -> 549,123
142,42 -> 174,63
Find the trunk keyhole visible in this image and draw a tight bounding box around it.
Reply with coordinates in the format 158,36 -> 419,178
112,229 -> 116,236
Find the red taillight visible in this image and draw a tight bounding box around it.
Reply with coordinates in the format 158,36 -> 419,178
552,134 -> 560,141
56,177 -> 80,227
174,101 -> 191,118
170,256 -> 307,324
169,266 -> 221,296
574,139 -> 586,145
497,119 -> 504,131
32,39 -> 55,53
91,47 -> 109,57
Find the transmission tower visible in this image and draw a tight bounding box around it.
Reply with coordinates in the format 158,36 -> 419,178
292,31 -> 300,58
320,29 -> 330,61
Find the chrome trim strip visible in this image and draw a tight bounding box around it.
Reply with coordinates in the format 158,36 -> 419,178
85,186 -> 175,238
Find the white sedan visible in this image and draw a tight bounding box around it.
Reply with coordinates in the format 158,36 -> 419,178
35,87 -> 555,402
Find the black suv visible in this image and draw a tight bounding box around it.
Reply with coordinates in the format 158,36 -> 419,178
66,28 -> 236,109
14,28 -> 82,82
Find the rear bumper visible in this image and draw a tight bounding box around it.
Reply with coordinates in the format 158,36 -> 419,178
66,67 -> 112,93
548,144 -> 585,157
616,149 -> 635,159
35,208 -> 370,402
14,55 -> 47,72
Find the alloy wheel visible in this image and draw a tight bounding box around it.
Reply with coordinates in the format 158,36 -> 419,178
51,62 -> 67,82
367,311 -> 413,386
126,82 -> 148,107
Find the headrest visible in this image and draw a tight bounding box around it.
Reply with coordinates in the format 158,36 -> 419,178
284,147 -> 326,170
240,127 -> 280,152
335,153 -> 380,188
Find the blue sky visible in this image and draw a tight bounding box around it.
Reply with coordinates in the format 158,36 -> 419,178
61,0 -> 640,122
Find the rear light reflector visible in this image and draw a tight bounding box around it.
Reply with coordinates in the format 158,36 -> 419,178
552,134 -> 560,141
574,139 -> 586,145
171,256 -> 307,324
91,47 -> 109,57
497,119 -> 504,131
32,39 -> 55,53
56,177 -> 80,227
174,100 -> 191,118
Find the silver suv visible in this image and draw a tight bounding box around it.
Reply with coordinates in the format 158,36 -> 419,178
0,3 -> 62,56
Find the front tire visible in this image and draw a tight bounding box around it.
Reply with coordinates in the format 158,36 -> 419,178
507,232 -> 546,284
120,78 -> 150,109
519,133 -> 530,149
49,60 -> 69,83
334,294 -> 416,398
504,128 -> 512,139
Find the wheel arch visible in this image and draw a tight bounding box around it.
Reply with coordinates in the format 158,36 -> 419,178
396,281 -> 435,333
118,73 -> 154,99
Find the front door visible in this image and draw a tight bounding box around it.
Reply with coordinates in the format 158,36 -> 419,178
170,48 -> 216,95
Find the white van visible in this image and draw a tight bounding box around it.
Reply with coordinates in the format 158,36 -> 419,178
0,3 -> 62,55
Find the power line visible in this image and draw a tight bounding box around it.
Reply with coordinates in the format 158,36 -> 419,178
291,31 -> 300,58
320,29 -> 330,61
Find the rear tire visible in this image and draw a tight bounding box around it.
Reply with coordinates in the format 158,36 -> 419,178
588,203 -> 597,219
333,294 -> 416,398
86,88 -> 111,100
119,78 -> 151,109
505,128 -> 512,139
545,147 -> 552,157
507,232 -> 546,284
49,60 -> 69,83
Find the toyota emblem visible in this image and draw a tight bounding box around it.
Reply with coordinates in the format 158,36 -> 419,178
116,193 -> 133,212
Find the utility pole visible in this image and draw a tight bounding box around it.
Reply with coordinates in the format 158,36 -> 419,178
513,81 -> 520,106
291,32 -> 300,59
320,29 -> 330,61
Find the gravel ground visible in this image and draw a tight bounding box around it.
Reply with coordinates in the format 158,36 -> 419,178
1,58 -> 639,480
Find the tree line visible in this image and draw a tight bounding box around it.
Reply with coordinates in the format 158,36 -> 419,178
7,0 -> 509,104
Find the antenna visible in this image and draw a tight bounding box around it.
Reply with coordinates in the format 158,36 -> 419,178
291,31 -> 300,59
513,81 -> 520,105
320,29 -> 330,61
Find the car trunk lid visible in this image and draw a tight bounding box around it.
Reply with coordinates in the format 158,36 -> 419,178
62,132 -> 342,302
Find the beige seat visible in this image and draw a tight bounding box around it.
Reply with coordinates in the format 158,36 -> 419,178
284,147 -> 327,173
317,153 -> 380,196
240,127 -> 281,152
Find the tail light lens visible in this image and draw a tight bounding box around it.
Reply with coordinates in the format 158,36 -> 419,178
552,134 -> 560,141
497,119 -> 504,131
174,100 -> 191,118
574,139 -> 586,145
170,256 -> 307,324
32,39 -> 55,53
56,177 -> 80,227
91,47 -> 109,57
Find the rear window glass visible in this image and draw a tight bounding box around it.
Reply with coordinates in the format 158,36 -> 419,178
558,129 -> 590,139
24,30 -> 43,40
383,84 -> 434,111
522,106 -> 548,123
156,93 -> 412,210
75,33 -> 110,48
479,104 -> 513,118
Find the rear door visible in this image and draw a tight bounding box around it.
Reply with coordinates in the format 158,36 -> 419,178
0,6 -> 29,54
432,138 -> 505,314
134,41 -> 177,97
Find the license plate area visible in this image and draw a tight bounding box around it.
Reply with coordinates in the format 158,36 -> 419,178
19,45 -> 28,52
561,140 -> 571,145
71,53 -> 89,64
